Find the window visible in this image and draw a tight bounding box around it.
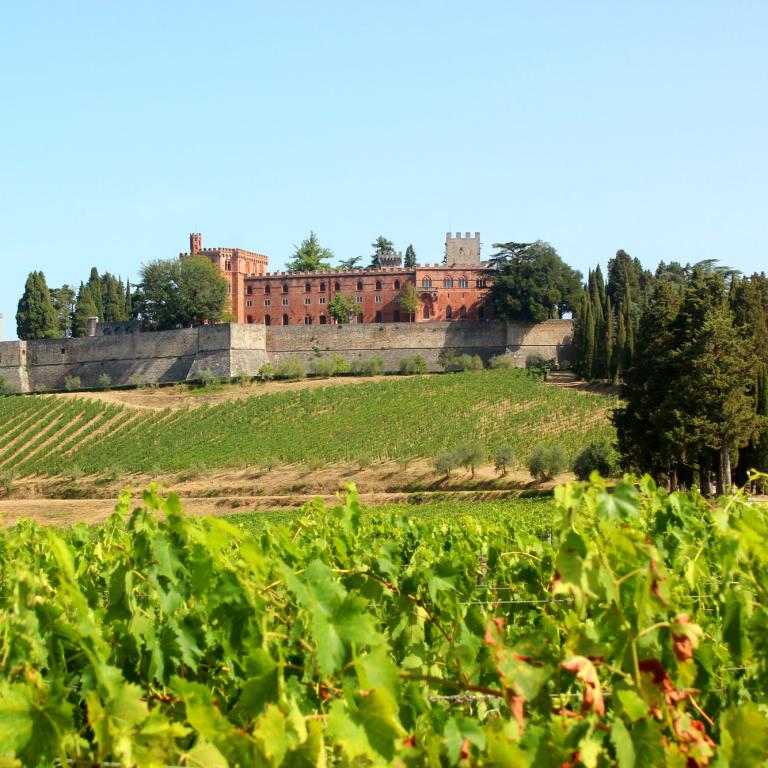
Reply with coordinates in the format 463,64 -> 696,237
319,296 -> 326,305
305,283 -> 311,293
246,300 -> 253,308
375,310 -> 382,322
476,279 -> 486,288
225,261 -> 232,271
459,278 -> 468,288
422,277 -> 432,288
265,285 -> 271,294
320,282 -> 326,292
335,281 -> 341,292
374,295 -> 382,303
282,283 -> 289,293
282,298 -> 289,306
319,315 -> 327,324
393,310 -> 401,322
460,306 -> 467,318
394,279 -> 401,290
304,297 -> 311,305
282,314 -> 289,325
444,278 -> 453,288
356,295 -> 363,303
478,306 -> 485,319
446,305 -> 453,319
357,280 -> 364,291
247,285 -> 253,295
304,316 -> 313,325
265,315 -> 271,326
423,305 -> 430,319
264,299 -> 271,307
247,315 -> 254,324
375,280 -> 382,291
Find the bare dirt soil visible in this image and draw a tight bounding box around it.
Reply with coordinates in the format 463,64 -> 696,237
0,459 -> 566,526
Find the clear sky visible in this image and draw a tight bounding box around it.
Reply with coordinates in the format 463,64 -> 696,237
1,1 -> 766,339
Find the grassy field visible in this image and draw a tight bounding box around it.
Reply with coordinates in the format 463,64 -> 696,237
0,369 -> 615,476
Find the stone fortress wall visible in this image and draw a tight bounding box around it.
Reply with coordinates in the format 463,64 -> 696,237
0,320 -> 573,393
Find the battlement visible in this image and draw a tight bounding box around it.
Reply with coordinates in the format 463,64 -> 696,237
446,231 -> 481,242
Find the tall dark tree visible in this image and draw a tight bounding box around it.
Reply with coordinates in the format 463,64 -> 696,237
404,244 -> 416,268
489,241 -> 582,322
16,271 -> 59,340
87,267 -> 104,321
102,273 -> 127,322
71,283 -> 99,338
125,280 -> 133,319
50,284 -> 76,337
369,236 -> 394,269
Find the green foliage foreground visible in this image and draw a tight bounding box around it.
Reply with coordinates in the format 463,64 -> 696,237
1,478 -> 767,766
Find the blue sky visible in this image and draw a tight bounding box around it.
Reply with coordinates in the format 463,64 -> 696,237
1,1 -> 766,339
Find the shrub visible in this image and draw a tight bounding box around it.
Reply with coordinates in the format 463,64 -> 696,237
0,376 -> 17,395
234,371 -> 251,386
64,375 -> 81,392
525,354 -> 556,380
572,438 -> 618,480
494,443 -> 514,475
353,357 -> 385,376
258,364 -> 275,381
438,351 -> 484,372
398,355 -> 427,375
454,441 -> 484,477
330,355 -> 352,375
309,357 -> 337,377
433,450 -> 459,478
128,374 -> 145,388
273,359 -> 306,380
460,354 -> 484,371
489,354 -> 514,369
527,443 -> 567,482
98,373 -> 112,389
196,369 -> 218,388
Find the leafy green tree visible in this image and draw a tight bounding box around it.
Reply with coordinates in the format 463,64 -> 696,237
102,273 -> 127,322
287,232 -> 334,273
527,443 -> 567,482
327,293 -> 359,325
337,256 -> 362,271
50,284 -> 76,337
572,438 -> 618,480
135,256 -> 229,330
455,442 -> 484,478
489,241 -> 582,321
494,443 -> 514,475
369,236 -> 394,269
71,283 -> 100,337
399,282 -> 419,322
16,271 -> 59,339
404,244 -> 416,268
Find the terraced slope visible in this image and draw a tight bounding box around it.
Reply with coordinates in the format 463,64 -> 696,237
0,369 -> 616,475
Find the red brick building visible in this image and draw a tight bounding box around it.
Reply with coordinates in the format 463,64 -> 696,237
181,232 -> 494,325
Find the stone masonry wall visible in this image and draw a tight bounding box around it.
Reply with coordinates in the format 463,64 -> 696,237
0,320 -> 572,393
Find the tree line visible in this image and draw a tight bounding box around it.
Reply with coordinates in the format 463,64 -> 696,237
285,233 -> 417,273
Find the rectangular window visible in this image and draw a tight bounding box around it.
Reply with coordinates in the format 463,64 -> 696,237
476,279 -> 486,288
245,300 -> 253,308
264,299 -> 271,307
247,285 -> 253,295
374,295 -> 382,303
356,295 -> 363,303
304,297 -> 311,305
282,298 -> 289,306
319,296 -> 326,304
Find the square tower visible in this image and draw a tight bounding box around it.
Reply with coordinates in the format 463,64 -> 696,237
445,232 -> 481,265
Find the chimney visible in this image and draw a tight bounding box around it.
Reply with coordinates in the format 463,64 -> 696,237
87,317 -> 98,337
190,233 -> 202,254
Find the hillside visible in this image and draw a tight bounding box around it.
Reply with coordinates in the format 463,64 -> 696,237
0,369 -> 615,477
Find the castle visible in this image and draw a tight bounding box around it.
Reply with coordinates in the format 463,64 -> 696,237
0,232 -> 574,392
181,232 -> 494,326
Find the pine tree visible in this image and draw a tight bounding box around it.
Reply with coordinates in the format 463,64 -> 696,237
370,236 -> 394,269
87,267 -> 104,320
72,283 -> 99,337
404,244 -> 416,268
16,271 -> 59,339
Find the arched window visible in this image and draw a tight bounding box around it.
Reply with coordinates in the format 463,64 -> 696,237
458,277 -> 468,288
304,316 -> 313,325
478,307 -> 485,320
357,280 -> 364,291
375,310 -> 383,322
394,279 -> 400,290
393,310 -> 401,322
305,283 -> 311,293
246,315 -> 253,324
446,305 -> 453,319
282,314 -> 289,325
282,283 -> 289,294
334,281 -> 341,292
375,280 -> 382,291
264,315 -> 271,326
444,278 -> 453,288
459,306 -> 467,318
319,314 -> 327,324
320,282 -> 326,292
422,277 -> 432,288
423,305 -> 430,319
265,284 -> 271,294
247,285 -> 253,295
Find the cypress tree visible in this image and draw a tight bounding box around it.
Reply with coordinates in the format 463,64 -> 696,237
16,271 -> 58,339
615,308 -> 627,382
605,294 -> 614,381
102,273 -> 126,322
404,244 -> 416,268
72,283 -> 99,337
87,267 -> 104,320
125,280 -> 133,319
